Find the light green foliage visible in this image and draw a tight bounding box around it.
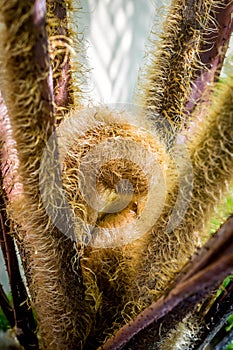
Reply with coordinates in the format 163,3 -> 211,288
226,314 -> 233,333
210,191 -> 233,235
0,294 -> 12,332
226,342 -> 233,350
0,309 -> 9,332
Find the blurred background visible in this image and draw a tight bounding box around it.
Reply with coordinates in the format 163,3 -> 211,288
78,0 -> 168,103
77,0 -> 233,105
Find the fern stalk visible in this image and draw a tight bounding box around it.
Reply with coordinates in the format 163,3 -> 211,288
137,0 -> 228,131
0,1 -> 95,348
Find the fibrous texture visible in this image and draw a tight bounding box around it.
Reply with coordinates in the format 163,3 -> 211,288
59,0 -> 233,346
46,0 -> 84,118
137,0 -> 231,131
55,106 -> 171,346
61,108 -> 169,246
100,216 -> 233,350
131,72 -> 233,310
0,0 -> 232,349
70,0 -> 233,345
0,1 -> 95,348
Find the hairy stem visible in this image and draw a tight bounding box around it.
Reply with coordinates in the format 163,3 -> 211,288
47,0 -> 75,120
137,0 -> 231,134
47,0 -> 84,117
185,0 -> 233,116
133,71 -> 233,307
0,147 -> 39,348
0,1 -> 95,348
100,216 -> 233,350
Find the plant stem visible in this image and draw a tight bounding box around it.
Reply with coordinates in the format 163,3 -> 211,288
100,216 -> 233,350
0,163 -> 39,349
